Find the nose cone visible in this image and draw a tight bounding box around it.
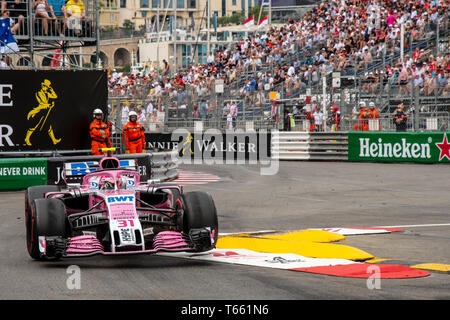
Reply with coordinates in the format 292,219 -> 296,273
99,157 -> 120,170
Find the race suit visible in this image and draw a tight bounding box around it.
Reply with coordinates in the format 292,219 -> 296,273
90,119 -> 110,155
123,121 -> 145,154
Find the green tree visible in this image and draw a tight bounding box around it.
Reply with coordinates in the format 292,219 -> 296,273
122,19 -> 134,29
249,6 -> 267,20
229,12 -> 244,24
217,16 -> 229,26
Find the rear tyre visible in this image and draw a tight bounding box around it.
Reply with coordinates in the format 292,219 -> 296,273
181,191 -> 218,249
27,198 -> 67,260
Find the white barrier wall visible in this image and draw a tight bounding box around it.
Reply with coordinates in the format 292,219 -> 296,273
271,132 -> 348,161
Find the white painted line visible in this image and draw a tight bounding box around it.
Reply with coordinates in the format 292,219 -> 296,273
219,224 -> 450,238
313,228 -> 393,235
175,179 -> 220,181
374,223 -> 450,228
219,230 -> 277,236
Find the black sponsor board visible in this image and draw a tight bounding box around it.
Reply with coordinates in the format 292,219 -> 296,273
0,70 -> 107,152
145,133 -> 179,151
46,154 -> 152,186
144,131 -> 272,161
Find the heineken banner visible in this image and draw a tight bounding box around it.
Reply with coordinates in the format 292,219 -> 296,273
348,132 -> 450,163
0,158 -> 47,190
0,70 -> 107,152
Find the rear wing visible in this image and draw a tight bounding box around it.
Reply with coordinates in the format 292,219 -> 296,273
47,154 -> 152,187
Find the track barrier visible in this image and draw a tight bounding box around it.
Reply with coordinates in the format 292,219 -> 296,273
2,132 -> 448,191
348,132 -> 450,163
147,151 -> 179,183
0,158 -> 47,190
271,131 -> 348,161
272,131 -> 450,163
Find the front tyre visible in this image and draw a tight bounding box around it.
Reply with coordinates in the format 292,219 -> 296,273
25,185 -> 60,225
27,198 -> 67,260
181,191 -> 218,250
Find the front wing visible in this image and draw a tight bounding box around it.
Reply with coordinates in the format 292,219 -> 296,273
38,228 -> 214,259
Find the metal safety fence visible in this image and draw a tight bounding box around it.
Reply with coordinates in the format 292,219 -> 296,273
1,0 -> 99,70
2,0 -> 98,40
286,112 -> 449,133
108,96 -> 449,135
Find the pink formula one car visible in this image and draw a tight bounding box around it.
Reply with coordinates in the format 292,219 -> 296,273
24,155 -> 218,260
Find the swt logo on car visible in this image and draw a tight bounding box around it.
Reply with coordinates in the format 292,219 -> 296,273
107,196 -> 135,203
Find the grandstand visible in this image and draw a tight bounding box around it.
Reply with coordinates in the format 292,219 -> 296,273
2,0 -> 447,134
107,0 -> 449,134
1,0 -> 99,68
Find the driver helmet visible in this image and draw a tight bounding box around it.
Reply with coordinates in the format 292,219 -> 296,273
99,176 -> 115,190
117,175 -> 128,190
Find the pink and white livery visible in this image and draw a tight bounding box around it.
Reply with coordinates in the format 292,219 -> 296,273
25,153 -> 218,260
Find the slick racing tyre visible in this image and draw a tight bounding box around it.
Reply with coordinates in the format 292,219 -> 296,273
27,198 -> 67,260
181,191 -> 218,247
25,186 -> 61,257
25,185 -> 60,219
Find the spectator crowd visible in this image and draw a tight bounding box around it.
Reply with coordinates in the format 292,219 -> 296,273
108,0 -> 449,131
2,0 -> 448,130
1,0 -> 88,37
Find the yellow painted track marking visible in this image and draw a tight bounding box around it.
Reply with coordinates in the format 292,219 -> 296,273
216,236 -> 374,261
217,230 -> 449,273
365,258 -> 392,263
259,230 -> 346,243
411,264 -> 450,273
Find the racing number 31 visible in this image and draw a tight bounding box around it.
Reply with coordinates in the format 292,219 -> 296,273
117,220 -> 135,228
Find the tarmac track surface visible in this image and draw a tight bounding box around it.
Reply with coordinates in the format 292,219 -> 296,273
0,161 -> 449,300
